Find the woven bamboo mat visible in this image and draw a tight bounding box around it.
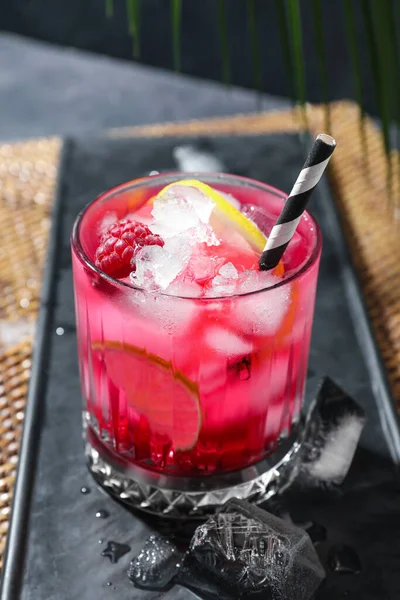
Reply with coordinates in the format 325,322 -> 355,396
0,101 -> 399,566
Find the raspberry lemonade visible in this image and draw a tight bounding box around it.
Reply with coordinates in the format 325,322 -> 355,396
71,173 -> 321,515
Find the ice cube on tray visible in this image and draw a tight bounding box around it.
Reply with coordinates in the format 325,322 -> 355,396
182,499 -> 325,599
298,377 -> 366,486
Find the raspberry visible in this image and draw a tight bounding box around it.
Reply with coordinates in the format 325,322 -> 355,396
95,219 -> 164,277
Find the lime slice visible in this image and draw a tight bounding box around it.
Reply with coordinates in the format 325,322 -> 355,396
92,341 -> 201,451
152,179 -> 267,252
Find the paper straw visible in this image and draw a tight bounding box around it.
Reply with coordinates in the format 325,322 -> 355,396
259,133 -> 336,271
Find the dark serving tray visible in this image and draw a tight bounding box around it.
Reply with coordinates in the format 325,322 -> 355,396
2,133 -> 400,600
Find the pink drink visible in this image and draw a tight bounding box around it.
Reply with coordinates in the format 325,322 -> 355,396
72,174 -> 321,480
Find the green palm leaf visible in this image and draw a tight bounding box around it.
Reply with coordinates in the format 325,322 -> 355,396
247,0 -> 262,92
126,0 -> 140,58
274,0 -> 295,104
286,0 -> 307,126
106,0 -> 113,18
361,1 -> 391,167
311,0 -> 331,133
171,0 -> 182,72
113,0 -> 400,214
343,0 -> 367,154
363,0 -> 398,204
217,0 -> 231,83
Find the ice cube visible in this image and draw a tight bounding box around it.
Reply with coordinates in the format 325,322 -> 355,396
209,275 -> 237,296
235,270 -> 262,294
163,235 -> 193,264
151,184 -> 215,238
123,290 -> 198,352
219,262 -> 239,280
241,204 -> 275,236
131,233 -> 214,292
131,180 -> 229,294
178,568 -> 233,600
128,535 -> 183,591
182,499 -> 325,599
131,231 -> 199,291
205,327 -> 253,357
161,296 -> 199,335
151,183 -> 220,246
236,270 -> 282,295
131,244 -> 187,291
205,261 -> 239,298
167,279 -> 203,298
206,262 -> 239,296
235,271 -> 291,336
186,254 -> 225,285
297,377 -> 366,485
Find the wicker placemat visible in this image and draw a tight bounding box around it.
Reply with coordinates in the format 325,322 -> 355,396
0,101 -> 399,566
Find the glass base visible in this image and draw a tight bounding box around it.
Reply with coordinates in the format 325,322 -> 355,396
85,425 -> 303,518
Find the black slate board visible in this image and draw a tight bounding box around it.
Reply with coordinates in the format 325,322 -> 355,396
2,133 -> 400,600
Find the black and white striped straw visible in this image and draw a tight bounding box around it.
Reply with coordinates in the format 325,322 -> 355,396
259,133 -> 336,271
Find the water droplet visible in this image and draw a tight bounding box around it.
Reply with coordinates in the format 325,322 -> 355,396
80,486 -> 90,495
328,544 -> 361,574
95,509 -> 109,519
99,539 -> 104,544
101,541 -> 131,564
106,582 -> 112,587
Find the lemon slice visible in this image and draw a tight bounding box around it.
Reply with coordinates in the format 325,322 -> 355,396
92,341 -> 201,451
151,179 -> 267,252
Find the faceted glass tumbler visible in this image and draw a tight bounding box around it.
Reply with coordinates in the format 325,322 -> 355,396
71,173 -> 322,517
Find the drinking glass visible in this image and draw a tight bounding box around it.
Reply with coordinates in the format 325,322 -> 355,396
71,173 -> 322,517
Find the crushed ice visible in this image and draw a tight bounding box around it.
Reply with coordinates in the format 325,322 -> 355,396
130,185 -> 285,297
208,262 -> 239,296
150,185 -> 216,240
131,184 -> 219,291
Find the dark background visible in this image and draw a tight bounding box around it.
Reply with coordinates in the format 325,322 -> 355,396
1,0 -> 378,115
